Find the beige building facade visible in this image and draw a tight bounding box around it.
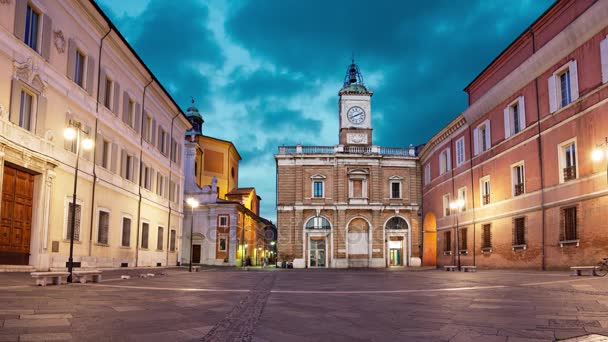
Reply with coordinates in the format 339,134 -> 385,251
275,62 -> 422,268
0,0 -> 190,270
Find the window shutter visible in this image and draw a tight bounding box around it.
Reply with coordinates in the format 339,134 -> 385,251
142,110 -> 148,139
110,143 -> 118,173
503,106 -> 510,139
484,120 -> 491,149
82,125 -> 92,161
601,37 -> 608,84
120,149 -> 127,178
150,167 -> 155,192
86,55 -> 95,96
122,92 -> 129,124
113,81 -> 120,114
41,14 -> 52,60
548,75 -> 557,113
35,95 -> 47,137
473,127 -> 479,156
518,96 -> 526,131
176,184 -> 180,203
164,176 -> 169,199
9,79 -> 22,125
95,133 -> 103,165
165,133 -> 170,156
177,144 -> 182,166
133,156 -> 139,184
150,118 -> 156,146
13,0 -> 27,41
134,103 -> 141,134
569,60 -> 579,101
446,148 -> 451,171
99,68 -> 107,106
157,127 -> 163,151
67,39 -> 76,81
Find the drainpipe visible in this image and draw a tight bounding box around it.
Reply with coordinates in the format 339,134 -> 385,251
134,79 -> 154,267
88,27 -> 112,257
467,125 -> 477,266
449,137 -> 456,266
166,112 -> 181,266
532,30 -> 547,271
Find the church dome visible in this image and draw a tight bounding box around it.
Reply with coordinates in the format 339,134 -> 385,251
186,98 -> 204,135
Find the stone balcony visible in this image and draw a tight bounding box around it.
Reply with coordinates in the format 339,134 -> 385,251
277,144 -> 417,157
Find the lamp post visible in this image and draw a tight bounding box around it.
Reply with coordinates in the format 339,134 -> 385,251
186,197 -> 199,272
450,198 -> 465,272
63,123 -> 94,283
271,241 -> 276,264
592,137 -> 608,184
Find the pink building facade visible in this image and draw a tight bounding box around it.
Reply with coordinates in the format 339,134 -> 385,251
420,0 -> 608,270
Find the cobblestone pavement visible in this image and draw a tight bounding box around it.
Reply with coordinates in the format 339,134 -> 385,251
1,268 -> 608,341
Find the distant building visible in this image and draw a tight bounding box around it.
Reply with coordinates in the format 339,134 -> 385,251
182,102 -> 275,266
420,0 -> 608,269
0,0 -> 190,269
275,61 -> 422,268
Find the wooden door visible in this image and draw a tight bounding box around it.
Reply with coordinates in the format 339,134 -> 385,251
0,165 -> 34,265
192,244 -> 201,264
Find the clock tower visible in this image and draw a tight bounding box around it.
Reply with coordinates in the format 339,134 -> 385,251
339,58 -> 373,146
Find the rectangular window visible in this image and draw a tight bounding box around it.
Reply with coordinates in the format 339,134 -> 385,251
66,202 -> 82,241
513,217 -> 526,246
352,179 -> 363,198
141,222 -> 149,249
19,91 -> 33,131
24,5 -> 39,51
481,177 -> 491,206
156,174 -> 164,196
171,139 -> 178,162
561,141 -> 577,182
313,181 -> 323,198
455,137 -> 465,166
97,211 -> 109,245
482,224 -> 492,249
104,77 -> 112,109
424,164 -> 431,185
443,194 -> 451,217
160,129 -> 167,154
439,148 -> 451,175
390,182 -> 401,199
170,229 -> 176,251
444,231 -> 451,252
562,206 -> 578,241
504,96 -> 526,138
457,187 -> 466,212
125,155 -> 133,181
459,228 -> 467,252
219,215 -> 228,227
143,166 -> 151,190
512,163 -> 525,197
121,217 -> 131,247
102,140 -> 110,169
480,125 -> 488,152
157,227 -> 164,250
74,50 -> 86,88
144,115 -> 152,142
559,70 -> 571,108
218,237 -> 227,251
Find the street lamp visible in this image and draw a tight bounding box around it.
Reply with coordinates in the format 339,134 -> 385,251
186,197 -> 199,272
449,198 -> 465,272
64,124 -> 94,283
592,137 -> 608,183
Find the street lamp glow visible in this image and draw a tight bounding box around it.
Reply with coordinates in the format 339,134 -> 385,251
186,197 -> 199,208
449,199 -> 465,210
63,127 -> 77,140
270,241 -> 276,246
592,148 -> 604,162
81,138 -> 94,150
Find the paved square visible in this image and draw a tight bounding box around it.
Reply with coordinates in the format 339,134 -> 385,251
1,268 -> 608,341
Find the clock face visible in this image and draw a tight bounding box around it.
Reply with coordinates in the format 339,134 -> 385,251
347,106 -> 365,124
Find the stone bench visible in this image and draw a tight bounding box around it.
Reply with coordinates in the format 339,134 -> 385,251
570,266 -> 599,276
30,272 -> 70,286
444,265 -> 457,272
462,266 -> 477,272
72,270 -> 102,284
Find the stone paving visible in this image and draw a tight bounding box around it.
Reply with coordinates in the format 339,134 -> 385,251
0,267 -> 608,341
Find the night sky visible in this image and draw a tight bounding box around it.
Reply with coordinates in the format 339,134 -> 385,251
97,0 -> 554,222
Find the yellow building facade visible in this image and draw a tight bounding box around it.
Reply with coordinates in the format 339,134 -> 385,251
0,0 -> 190,270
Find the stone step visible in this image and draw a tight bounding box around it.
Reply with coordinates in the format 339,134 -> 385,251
0,265 -> 35,272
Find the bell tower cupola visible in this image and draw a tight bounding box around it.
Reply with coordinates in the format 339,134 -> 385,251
338,57 -> 373,146
186,97 -> 204,136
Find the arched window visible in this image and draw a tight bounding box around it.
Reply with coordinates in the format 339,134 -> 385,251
305,216 -> 331,230
386,217 -> 408,230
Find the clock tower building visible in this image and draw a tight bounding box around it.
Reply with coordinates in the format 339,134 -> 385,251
339,59 -> 373,146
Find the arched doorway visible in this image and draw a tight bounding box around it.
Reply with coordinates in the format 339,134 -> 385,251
347,217 -> 370,268
384,216 -> 409,267
304,216 -> 332,268
422,212 -> 437,266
